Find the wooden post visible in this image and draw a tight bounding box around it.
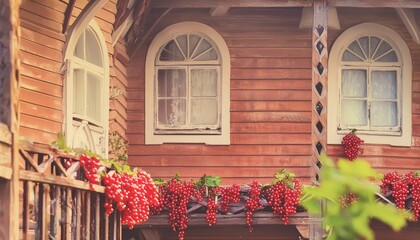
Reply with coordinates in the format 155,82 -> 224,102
0,0 -> 20,239
310,0 -> 328,239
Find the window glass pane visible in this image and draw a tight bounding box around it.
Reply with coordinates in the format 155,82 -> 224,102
341,100 -> 367,126
371,71 -> 397,99
86,72 -> 101,122
73,69 -> 85,116
348,40 -> 365,60
188,35 -> 201,59
159,40 -> 184,61
85,28 -> 103,67
158,99 -> 186,126
191,99 -> 218,125
377,51 -> 398,62
341,69 -> 367,98
191,69 -> 217,97
369,37 -> 381,59
192,39 -> 214,60
371,101 -> 398,127
74,32 -> 84,59
157,69 -> 186,97
373,41 -> 392,60
176,35 -> 188,59
342,50 -> 363,61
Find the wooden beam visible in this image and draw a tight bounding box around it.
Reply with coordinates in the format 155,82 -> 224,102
396,8 -> 420,44
151,0 -> 313,8
112,10 -> 134,46
65,0 -> 109,44
132,212 -> 317,227
310,1 -> 328,240
128,8 -> 172,57
210,6 -> 230,16
19,170 -> 106,193
328,0 -> 420,8
0,0 -> 21,239
62,0 -> 76,33
151,0 -> 420,8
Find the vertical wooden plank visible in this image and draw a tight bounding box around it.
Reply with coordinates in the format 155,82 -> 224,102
53,186 -> 62,240
95,194 -> 100,240
310,1 -> 328,239
37,183 -> 47,240
104,198 -> 109,240
0,0 -> 21,239
22,181 -> 30,240
76,190 -> 82,240
85,191 -> 91,240
66,188 -> 72,240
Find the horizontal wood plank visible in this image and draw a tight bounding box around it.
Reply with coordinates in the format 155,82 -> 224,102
129,145 -> 311,156
231,112 -> 311,123
139,166 -> 311,178
231,90 -> 311,101
130,155 -> 311,167
19,170 -> 105,193
231,101 -> 310,112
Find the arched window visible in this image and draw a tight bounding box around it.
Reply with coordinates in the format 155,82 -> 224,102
328,23 -> 412,146
64,21 -> 109,155
145,22 -> 230,145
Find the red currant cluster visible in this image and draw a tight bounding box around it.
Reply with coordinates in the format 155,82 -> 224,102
341,130 -> 364,161
164,179 -> 202,240
381,171 -> 409,209
263,178 -> 301,224
220,184 -> 241,213
205,196 -> 219,226
79,154 -> 100,184
245,181 -> 263,232
150,184 -> 168,215
381,171 -> 420,221
102,170 -> 160,229
409,172 -> 420,221
339,193 -> 358,208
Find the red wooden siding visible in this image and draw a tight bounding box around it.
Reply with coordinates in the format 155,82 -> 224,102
126,8 -> 313,185
18,0 -> 129,146
326,8 -> 420,174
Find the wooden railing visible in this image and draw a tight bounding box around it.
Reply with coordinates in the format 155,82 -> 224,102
18,141 -> 121,240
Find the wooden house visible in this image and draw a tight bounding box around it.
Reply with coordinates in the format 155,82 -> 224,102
1,0 -> 420,239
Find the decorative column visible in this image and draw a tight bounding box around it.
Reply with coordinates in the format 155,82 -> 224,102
0,0 -> 21,239
310,1 -> 328,239
311,0 -> 328,182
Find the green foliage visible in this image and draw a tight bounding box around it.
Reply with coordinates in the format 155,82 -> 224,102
51,132 -> 72,152
301,155 -> 410,240
108,131 -> 128,163
196,174 -> 222,188
51,132 -> 137,176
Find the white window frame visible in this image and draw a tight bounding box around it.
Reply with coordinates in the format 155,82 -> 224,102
63,20 -> 110,154
145,22 -> 230,145
328,23 -> 412,146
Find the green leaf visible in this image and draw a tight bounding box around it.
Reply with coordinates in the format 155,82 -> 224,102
368,203 -> 408,231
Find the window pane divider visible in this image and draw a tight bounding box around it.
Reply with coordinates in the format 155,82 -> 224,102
190,37 -> 203,60
192,47 -> 213,61
373,49 -> 394,62
371,39 -> 383,60
346,48 -> 365,61
356,39 -> 368,60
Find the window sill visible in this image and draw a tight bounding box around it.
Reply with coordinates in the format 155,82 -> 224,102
328,130 -> 411,147
145,133 -> 230,145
